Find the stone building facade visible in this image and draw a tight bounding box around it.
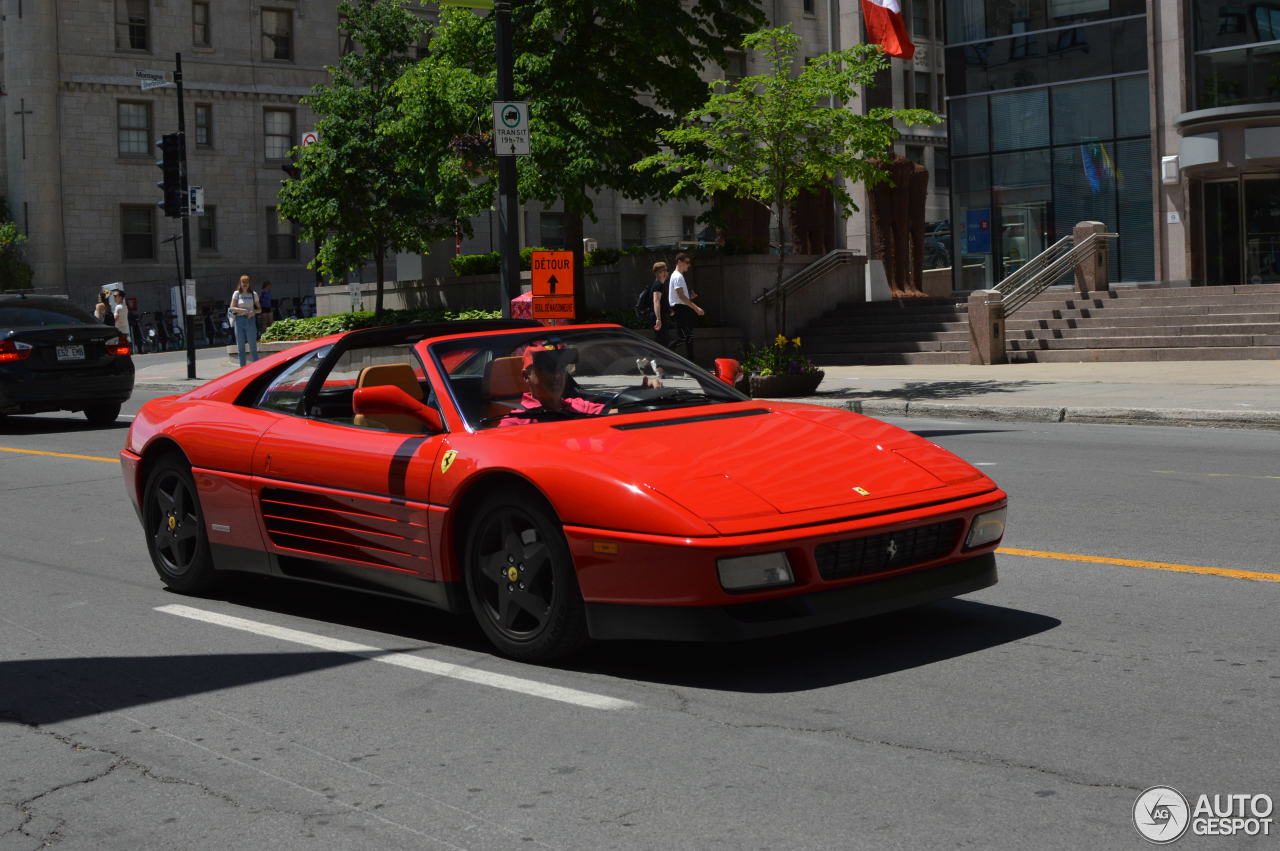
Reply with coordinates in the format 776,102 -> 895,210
2,0 -> 331,313
2,0 -> 948,313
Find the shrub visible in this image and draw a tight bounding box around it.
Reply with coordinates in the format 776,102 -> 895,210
584,248 -> 622,267
259,307 -> 501,342
449,252 -> 501,276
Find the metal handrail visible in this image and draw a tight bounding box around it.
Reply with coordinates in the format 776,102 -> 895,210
996,231 -> 1118,316
752,248 -> 860,305
993,234 -> 1074,295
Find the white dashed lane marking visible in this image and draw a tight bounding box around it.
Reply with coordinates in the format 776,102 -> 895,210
155,604 -> 637,710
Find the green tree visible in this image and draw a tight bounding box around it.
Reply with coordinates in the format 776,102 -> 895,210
278,0 -> 488,317
0,219 -> 34,292
636,25 -> 939,300
428,0 -> 764,314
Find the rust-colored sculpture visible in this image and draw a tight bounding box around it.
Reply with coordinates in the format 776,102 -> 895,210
869,155 -> 930,297
789,183 -> 836,255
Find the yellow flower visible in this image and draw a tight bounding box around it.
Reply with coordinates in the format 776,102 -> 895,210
792,336 -> 802,347
774,334 -> 788,347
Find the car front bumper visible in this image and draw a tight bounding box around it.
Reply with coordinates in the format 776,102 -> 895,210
583,552 -> 997,642
0,363 -> 134,413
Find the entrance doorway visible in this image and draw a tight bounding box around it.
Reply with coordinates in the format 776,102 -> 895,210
1202,175 -> 1280,285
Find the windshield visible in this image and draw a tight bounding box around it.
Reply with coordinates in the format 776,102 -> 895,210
431,327 -> 747,430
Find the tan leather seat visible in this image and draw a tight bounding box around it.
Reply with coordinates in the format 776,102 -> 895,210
353,362 -> 427,432
480,356 -> 526,420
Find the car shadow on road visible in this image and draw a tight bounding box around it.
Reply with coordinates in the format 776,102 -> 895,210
0,651 -> 372,727
571,599 -> 1061,692
0,414 -> 129,435
812,379 -> 1049,402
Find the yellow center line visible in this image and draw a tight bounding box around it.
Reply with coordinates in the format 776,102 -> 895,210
998,547 -> 1280,583
0,446 -> 118,464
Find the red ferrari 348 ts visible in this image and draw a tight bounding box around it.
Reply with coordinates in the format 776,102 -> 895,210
122,320 -> 1007,662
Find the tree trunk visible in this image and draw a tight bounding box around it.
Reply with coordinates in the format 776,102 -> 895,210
374,245 -> 385,319
564,211 -> 585,321
775,202 -> 787,335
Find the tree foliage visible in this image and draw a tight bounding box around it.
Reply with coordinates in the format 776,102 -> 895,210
427,0 -> 764,310
636,25 -> 940,290
0,219 -> 34,291
278,0 -> 489,316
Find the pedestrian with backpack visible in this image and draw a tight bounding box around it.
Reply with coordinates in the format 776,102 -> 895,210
635,261 -> 671,349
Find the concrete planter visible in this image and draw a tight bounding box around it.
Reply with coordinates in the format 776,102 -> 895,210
747,370 -> 824,398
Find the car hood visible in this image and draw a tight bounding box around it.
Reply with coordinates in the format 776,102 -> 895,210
482,404 -> 992,534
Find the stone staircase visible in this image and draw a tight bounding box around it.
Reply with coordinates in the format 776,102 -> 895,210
800,283 -> 1280,365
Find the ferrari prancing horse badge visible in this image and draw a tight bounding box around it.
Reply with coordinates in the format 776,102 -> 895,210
440,450 -> 458,474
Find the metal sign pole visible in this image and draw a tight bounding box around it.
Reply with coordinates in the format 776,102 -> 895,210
175,52 -> 196,379
495,0 -> 519,319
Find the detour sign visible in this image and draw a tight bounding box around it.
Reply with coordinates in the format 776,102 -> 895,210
531,250 -> 575,319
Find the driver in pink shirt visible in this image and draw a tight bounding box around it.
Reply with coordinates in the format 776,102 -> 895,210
500,344 -> 604,426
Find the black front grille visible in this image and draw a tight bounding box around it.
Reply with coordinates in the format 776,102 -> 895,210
815,520 -> 963,581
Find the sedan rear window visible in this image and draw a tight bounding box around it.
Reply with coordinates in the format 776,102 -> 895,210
0,304 -> 98,328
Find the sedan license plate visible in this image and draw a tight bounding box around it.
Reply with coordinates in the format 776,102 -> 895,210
55,344 -> 85,361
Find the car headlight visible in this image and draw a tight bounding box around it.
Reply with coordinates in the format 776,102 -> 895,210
965,507 -> 1007,548
717,552 -> 794,592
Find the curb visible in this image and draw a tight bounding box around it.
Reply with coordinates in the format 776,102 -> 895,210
766,395 -> 1280,431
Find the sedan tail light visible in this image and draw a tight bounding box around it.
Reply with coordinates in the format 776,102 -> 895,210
106,336 -> 132,357
0,340 -> 34,362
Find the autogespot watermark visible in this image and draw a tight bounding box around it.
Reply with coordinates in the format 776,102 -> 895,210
1133,786 -> 1274,844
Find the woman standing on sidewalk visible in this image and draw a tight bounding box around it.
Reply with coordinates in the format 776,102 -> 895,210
228,275 -> 261,366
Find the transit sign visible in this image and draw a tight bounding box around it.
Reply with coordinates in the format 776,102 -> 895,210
492,101 -> 529,156
530,250 -> 574,320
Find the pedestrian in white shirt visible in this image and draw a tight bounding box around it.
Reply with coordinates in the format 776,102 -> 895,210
667,252 -> 704,363
110,290 -> 130,339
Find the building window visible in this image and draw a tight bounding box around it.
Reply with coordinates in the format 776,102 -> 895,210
802,0 -> 815,14
262,9 -> 293,62
192,2 -> 210,46
539,213 -> 565,249
682,216 -> 697,241
116,0 -> 149,51
198,206 -> 217,250
117,102 -> 151,156
621,214 -> 646,248
914,71 -> 933,110
267,207 -> 298,260
339,15 -> 356,56
933,149 -> 950,189
264,109 -> 294,159
724,51 -> 746,82
912,0 -> 930,41
905,145 -> 925,165
121,206 -> 155,259
194,104 -> 212,147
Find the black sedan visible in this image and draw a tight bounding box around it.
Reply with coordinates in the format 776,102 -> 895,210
0,294 -> 134,425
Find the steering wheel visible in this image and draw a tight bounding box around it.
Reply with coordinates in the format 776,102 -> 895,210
597,386 -> 664,411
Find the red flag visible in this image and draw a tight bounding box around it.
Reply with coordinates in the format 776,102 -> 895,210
862,0 -> 915,60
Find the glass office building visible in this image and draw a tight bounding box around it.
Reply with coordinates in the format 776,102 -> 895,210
944,1 -> 1154,289
1184,1 -> 1280,286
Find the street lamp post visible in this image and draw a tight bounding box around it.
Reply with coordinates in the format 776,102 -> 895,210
494,0 -> 519,319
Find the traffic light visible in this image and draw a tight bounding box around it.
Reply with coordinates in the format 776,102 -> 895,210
156,132 -> 185,218
281,161 -> 301,183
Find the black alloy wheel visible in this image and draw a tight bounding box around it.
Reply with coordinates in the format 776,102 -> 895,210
143,456 -> 219,594
464,491 -> 587,662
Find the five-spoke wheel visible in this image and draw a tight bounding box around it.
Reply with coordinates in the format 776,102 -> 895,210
464,490 -> 586,661
143,456 -> 218,593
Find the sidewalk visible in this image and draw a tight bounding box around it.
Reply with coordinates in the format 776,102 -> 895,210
133,348 -> 1280,431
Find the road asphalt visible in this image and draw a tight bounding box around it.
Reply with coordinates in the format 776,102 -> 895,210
132,346 -> 1280,431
